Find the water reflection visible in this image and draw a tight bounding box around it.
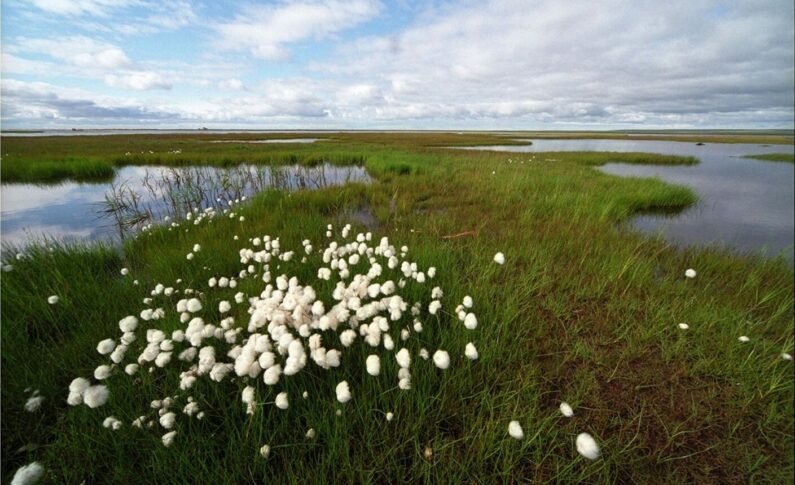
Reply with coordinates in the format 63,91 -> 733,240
1,164 -> 370,246
458,139 -> 794,261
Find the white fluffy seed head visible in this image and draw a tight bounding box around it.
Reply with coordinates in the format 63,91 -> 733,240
395,348 -> 411,368
738,336 -> 750,342
162,430 -> 177,447
96,338 -> 116,355
508,420 -> 524,440
464,342 -> 478,360
119,316 -> 138,332
47,295 -> 59,305
187,298 -> 202,313
259,444 -> 271,458
366,355 -> 381,376
464,313 -> 478,330
24,395 -> 44,413
560,402 -> 574,417
684,268 -> 697,279
335,381 -> 352,404
678,323 -> 689,330
275,391 -> 289,409
576,433 -> 600,459
11,462 -> 44,485
83,385 -> 109,408
493,252 -> 505,265
432,350 -> 450,369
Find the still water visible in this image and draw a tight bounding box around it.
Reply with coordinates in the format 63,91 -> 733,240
463,139 -> 794,261
1,164 -> 370,246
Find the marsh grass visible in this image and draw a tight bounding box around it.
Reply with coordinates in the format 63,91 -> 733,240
1,133 -> 793,483
744,153 -> 795,163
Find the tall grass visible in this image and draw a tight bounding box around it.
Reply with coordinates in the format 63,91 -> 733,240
744,153 -> 795,163
1,134 -> 792,483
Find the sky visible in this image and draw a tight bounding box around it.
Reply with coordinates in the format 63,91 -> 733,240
1,0 -> 793,130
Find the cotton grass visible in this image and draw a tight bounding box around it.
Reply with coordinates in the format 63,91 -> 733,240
575,433 -> 600,459
10,462 -> 44,485
508,421 -> 524,440
64,226 -> 480,456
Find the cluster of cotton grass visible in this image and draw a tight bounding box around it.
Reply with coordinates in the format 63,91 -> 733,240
65,223 -> 480,457
139,196 -> 249,236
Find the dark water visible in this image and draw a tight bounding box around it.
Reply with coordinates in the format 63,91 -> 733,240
461,139 -> 795,261
1,164 -> 370,246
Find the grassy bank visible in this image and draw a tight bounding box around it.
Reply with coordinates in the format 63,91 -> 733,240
0,130 -> 751,183
1,133 -> 792,483
745,153 -> 795,163
499,130 -> 795,145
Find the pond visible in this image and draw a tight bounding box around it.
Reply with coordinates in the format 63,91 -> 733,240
0,164 -> 370,246
460,139 -> 795,262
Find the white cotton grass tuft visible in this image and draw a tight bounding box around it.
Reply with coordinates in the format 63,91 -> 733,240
782,353 -> 793,361
186,298 -> 202,313
82,385 -> 110,408
259,444 -> 271,459
366,355 -> 381,376
493,252 -> 505,265
10,462 -> 44,485
575,433 -> 600,459
464,313 -> 478,330
508,420 -> 524,440
684,268 -> 697,279
678,323 -> 689,330
24,393 -> 45,413
96,338 -> 116,355
738,336 -> 750,343
159,412 -> 176,429
336,381 -> 352,403
62,229 -> 479,456
305,428 -> 316,439
432,350 -> 450,369
47,295 -> 59,305
464,342 -> 478,360
395,348 -> 411,368
559,402 -> 574,417
102,416 -> 122,430
94,365 -> 112,380
275,391 -> 289,409
120,268 -> 129,275
162,430 -> 177,447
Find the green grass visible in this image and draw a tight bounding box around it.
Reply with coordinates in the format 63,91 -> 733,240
1,133 -> 793,483
744,153 -> 795,163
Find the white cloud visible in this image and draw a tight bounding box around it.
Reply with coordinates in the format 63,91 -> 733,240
4,0 -> 793,128
216,0 -> 381,60
313,0 -> 794,127
218,79 -> 245,91
75,48 -> 133,69
336,84 -> 382,105
104,72 -> 171,90
28,0 -> 139,17
11,36 -> 132,69
1,79 -> 175,121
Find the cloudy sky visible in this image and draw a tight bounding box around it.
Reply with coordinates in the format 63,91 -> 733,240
1,0 -> 793,129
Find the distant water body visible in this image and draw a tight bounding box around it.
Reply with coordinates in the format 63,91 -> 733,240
460,139 -> 794,263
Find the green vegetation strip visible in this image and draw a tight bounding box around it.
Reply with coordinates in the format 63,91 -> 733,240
744,153 -> 795,163
1,133 -> 792,483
